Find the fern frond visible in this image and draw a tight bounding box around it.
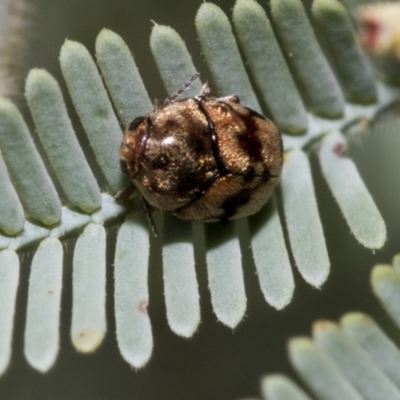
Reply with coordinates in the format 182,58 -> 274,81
262,257 -> 400,400
0,0 -> 399,376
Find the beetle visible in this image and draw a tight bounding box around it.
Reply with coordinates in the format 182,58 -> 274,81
116,74 -> 283,224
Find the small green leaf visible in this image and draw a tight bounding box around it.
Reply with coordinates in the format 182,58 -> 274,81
261,374 -> 313,400
95,29 -> 153,128
71,223 -> 106,353
312,0 -> 377,104
270,0 -> 345,118
248,199 -> 294,310
0,98 -> 62,226
341,312 -> 400,390
24,238 -> 63,372
289,337 -> 363,400
0,153 -> 24,235
313,320 -> 400,400
371,265 -> 400,330
150,25 -> 202,98
114,212 -> 152,368
162,216 -> 200,337
0,250 -> 19,376
206,220 -> 246,328
60,40 -> 126,194
281,149 -> 329,287
195,2 -> 260,111
319,131 -> 386,249
26,69 -> 102,213
233,0 -> 308,134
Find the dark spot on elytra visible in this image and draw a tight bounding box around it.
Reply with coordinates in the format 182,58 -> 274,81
151,153 -> 170,169
261,166 -> 272,181
237,118 -> 263,163
128,116 -> 146,131
177,171 -> 204,194
220,190 -> 251,220
163,118 -> 180,130
174,171 -> 223,212
243,166 -> 255,182
233,165 -> 271,183
176,179 -> 192,194
187,133 -> 208,156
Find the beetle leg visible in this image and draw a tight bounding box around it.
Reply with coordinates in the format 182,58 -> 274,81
218,94 -> 240,103
141,196 -> 158,237
115,184 -> 137,201
199,81 -> 212,97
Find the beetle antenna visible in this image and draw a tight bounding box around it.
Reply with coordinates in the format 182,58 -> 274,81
163,73 -> 200,106
141,196 -> 159,237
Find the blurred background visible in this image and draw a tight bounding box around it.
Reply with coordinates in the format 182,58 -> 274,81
1,0 -> 400,399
